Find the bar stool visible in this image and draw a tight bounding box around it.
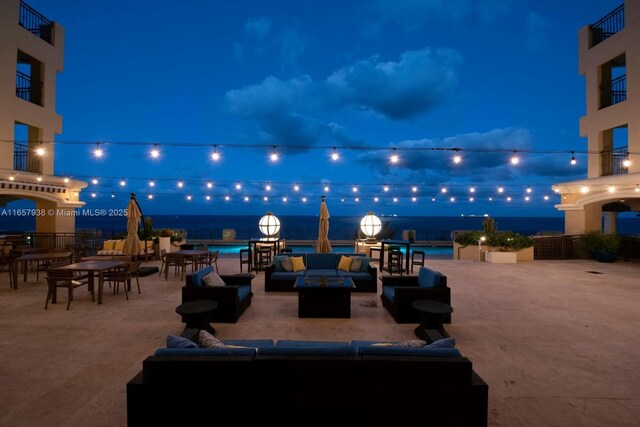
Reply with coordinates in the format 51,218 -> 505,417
411,250 -> 425,273
239,248 -> 252,273
256,248 -> 272,272
388,248 -> 403,275
369,247 -> 381,264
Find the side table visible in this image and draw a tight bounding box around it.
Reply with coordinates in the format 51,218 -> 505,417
412,300 -> 453,340
175,300 -> 218,335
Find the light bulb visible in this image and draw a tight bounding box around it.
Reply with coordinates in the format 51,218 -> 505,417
187,195 -> 192,201
177,181 -> 184,188
211,145 -> 220,161
453,154 -> 462,164
91,178 -> 98,185
331,148 -> 339,161
302,197 -> 307,202
94,144 -> 103,158
324,185 -> 330,192
207,182 -> 213,189
383,185 -> 389,192
150,145 -> 160,158
293,184 -> 299,191
119,180 -> 126,186
390,149 -> 399,164
235,183 -> 242,190
510,151 -> 519,165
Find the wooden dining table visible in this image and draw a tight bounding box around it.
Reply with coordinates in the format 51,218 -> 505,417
12,251 -> 73,288
51,260 -> 126,304
164,250 -> 209,279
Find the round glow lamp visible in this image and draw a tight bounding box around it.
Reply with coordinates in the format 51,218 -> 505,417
360,212 -> 382,243
258,212 -> 280,238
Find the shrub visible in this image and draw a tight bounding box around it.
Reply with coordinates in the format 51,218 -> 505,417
581,231 -> 620,257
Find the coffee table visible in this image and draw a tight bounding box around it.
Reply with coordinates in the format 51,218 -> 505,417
175,300 -> 218,335
294,276 -> 355,318
412,300 -> 454,340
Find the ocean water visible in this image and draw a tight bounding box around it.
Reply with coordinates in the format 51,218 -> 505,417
2,214 -> 638,240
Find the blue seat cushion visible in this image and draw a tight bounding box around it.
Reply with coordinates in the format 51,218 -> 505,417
305,268 -> 338,277
167,335 -> 198,348
270,271 -> 305,280
418,267 -> 442,288
189,266 -> 215,287
357,346 -> 461,357
381,286 -> 395,302
237,285 -> 251,301
336,270 -> 371,280
222,339 -> 274,348
306,253 -> 338,269
260,346 -> 357,356
154,347 -> 257,356
275,340 -> 351,348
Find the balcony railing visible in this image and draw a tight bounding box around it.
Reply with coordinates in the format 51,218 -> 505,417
590,4 -> 624,47
16,71 -> 42,106
601,146 -> 628,177
18,1 -> 54,45
13,143 -> 42,173
601,74 -> 626,108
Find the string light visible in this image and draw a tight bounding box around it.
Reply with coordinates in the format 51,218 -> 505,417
526,186 -> 532,194
525,196 -> 530,201
119,179 -> 126,186
150,144 -> 160,158
352,185 -> 358,193
441,186 -> 447,194
506,196 -> 512,202
177,181 -> 184,188
452,149 -> 462,164
244,196 -> 249,202
293,183 -> 299,191
187,195 -> 192,201
111,193 -> 115,198
411,197 -> 417,202
622,157 -> 631,168
544,195 -> 549,200
570,151 -> 577,165
374,197 -> 379,202
355,197 -> 359,202
324,185 -> 330,192
205,195 -> 211,201
331,147 -> 339,161
149,181 -> 155,187
148,194 -> 153,199
235,182 -> 242,190
265,183 -> 272,191
393,197 -> 398,202
93,143 -> 104,158
450,197 -> 455,202
263,196 -> 268,201
270,146 -> 279,162
35,143 -> 45,156
302,197 -> 307,202
225,195 -> 231,201
91,178 -> 98,185
497,186 -> 504,193
207,182 -> 213,188
469,197 -> 474,202
211,145 -> 220,161
390,148 -> 399,164
282,197 -> 287,202
412,186 -> 418,193
469,186 -> 476,193
383,185 -> 389,192
91,193 -> 96,198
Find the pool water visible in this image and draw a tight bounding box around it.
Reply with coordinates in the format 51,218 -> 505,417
208,244 -> 452,257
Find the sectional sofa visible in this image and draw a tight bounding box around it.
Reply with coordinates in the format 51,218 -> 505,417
265,252 -> 377,293
126,328 -> 488,426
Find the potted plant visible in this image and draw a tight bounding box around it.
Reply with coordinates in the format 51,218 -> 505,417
581,231 -> 620,263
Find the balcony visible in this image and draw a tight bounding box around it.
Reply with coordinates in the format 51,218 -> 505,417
590,4 -> 624,47
16,70 -> 42,106
18,1 -> 54,45
600,74 -> 626,108
600,146 -> 629,176
13,142 -> 42,174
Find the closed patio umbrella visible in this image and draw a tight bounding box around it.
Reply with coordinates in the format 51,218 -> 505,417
315,196 -> 332,253
123,193 -> 142,257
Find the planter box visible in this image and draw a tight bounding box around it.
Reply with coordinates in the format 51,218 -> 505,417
453,243 -> 534,262
485,251 -> 517,263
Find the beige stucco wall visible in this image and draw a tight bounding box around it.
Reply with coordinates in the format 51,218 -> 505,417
453,243 -> 534,262
555,1 -> 639,234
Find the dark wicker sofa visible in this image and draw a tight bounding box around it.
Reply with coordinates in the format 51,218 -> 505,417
126,329 -> 488,426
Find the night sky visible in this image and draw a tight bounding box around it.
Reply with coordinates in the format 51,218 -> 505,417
17,0 -> 624,216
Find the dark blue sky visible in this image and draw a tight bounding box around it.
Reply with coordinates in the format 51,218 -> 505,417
26,0 -> 622,216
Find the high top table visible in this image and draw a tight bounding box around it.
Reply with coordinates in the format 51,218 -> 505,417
380,239 -> 411,274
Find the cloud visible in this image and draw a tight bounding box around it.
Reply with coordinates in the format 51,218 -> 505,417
226,76 -> 314,117
244,16 -> 272,39
368,0 -> 513,31
279,27 -> 307,72
326,47 -> 462,120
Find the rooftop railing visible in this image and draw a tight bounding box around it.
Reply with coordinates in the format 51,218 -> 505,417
600,74 -> 626,108
16,70 -> 42,106
600,146 -> 629,177
18,1 -> 54,45
13,142 -> 42,173
590,4 -> 624,47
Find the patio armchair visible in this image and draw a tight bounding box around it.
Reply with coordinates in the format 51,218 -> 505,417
380,266 -> 451,323
182,266 -> 255,323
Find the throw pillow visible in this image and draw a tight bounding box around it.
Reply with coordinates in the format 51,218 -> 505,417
199,330 -> 226,348
166,335 -> 198,349
202,272 -> 226,287
291,256 -> 306,272
425,338 -> 456,348
281,257 -> 294,272
392,339 -> 427,348
350,257 -> 362,272
359,256 -> 371,272
337,256 -> 352,271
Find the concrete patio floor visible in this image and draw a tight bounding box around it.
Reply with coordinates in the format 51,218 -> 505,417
0,255 -> 639,426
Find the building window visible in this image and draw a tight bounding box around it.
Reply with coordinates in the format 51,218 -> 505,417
599,54 -> 626,109
16,50 -> 44,106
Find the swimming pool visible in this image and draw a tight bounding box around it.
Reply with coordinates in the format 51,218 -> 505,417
208,244 -> 452,257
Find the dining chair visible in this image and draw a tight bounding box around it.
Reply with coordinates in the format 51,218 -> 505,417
159,249 -> 168,277
109,261 -> 142,298
45,267 -> 92,310
166,254 -> 187,280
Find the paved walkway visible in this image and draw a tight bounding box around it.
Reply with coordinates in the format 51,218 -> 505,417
0,256 -> 639,426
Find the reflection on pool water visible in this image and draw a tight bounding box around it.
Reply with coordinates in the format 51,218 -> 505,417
208,244 -> 452,257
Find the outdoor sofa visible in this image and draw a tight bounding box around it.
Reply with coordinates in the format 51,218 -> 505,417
126,328 -> 488,426
182,266 -> 255,323
381,266 -> 452,323
265,253 -> 377,293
